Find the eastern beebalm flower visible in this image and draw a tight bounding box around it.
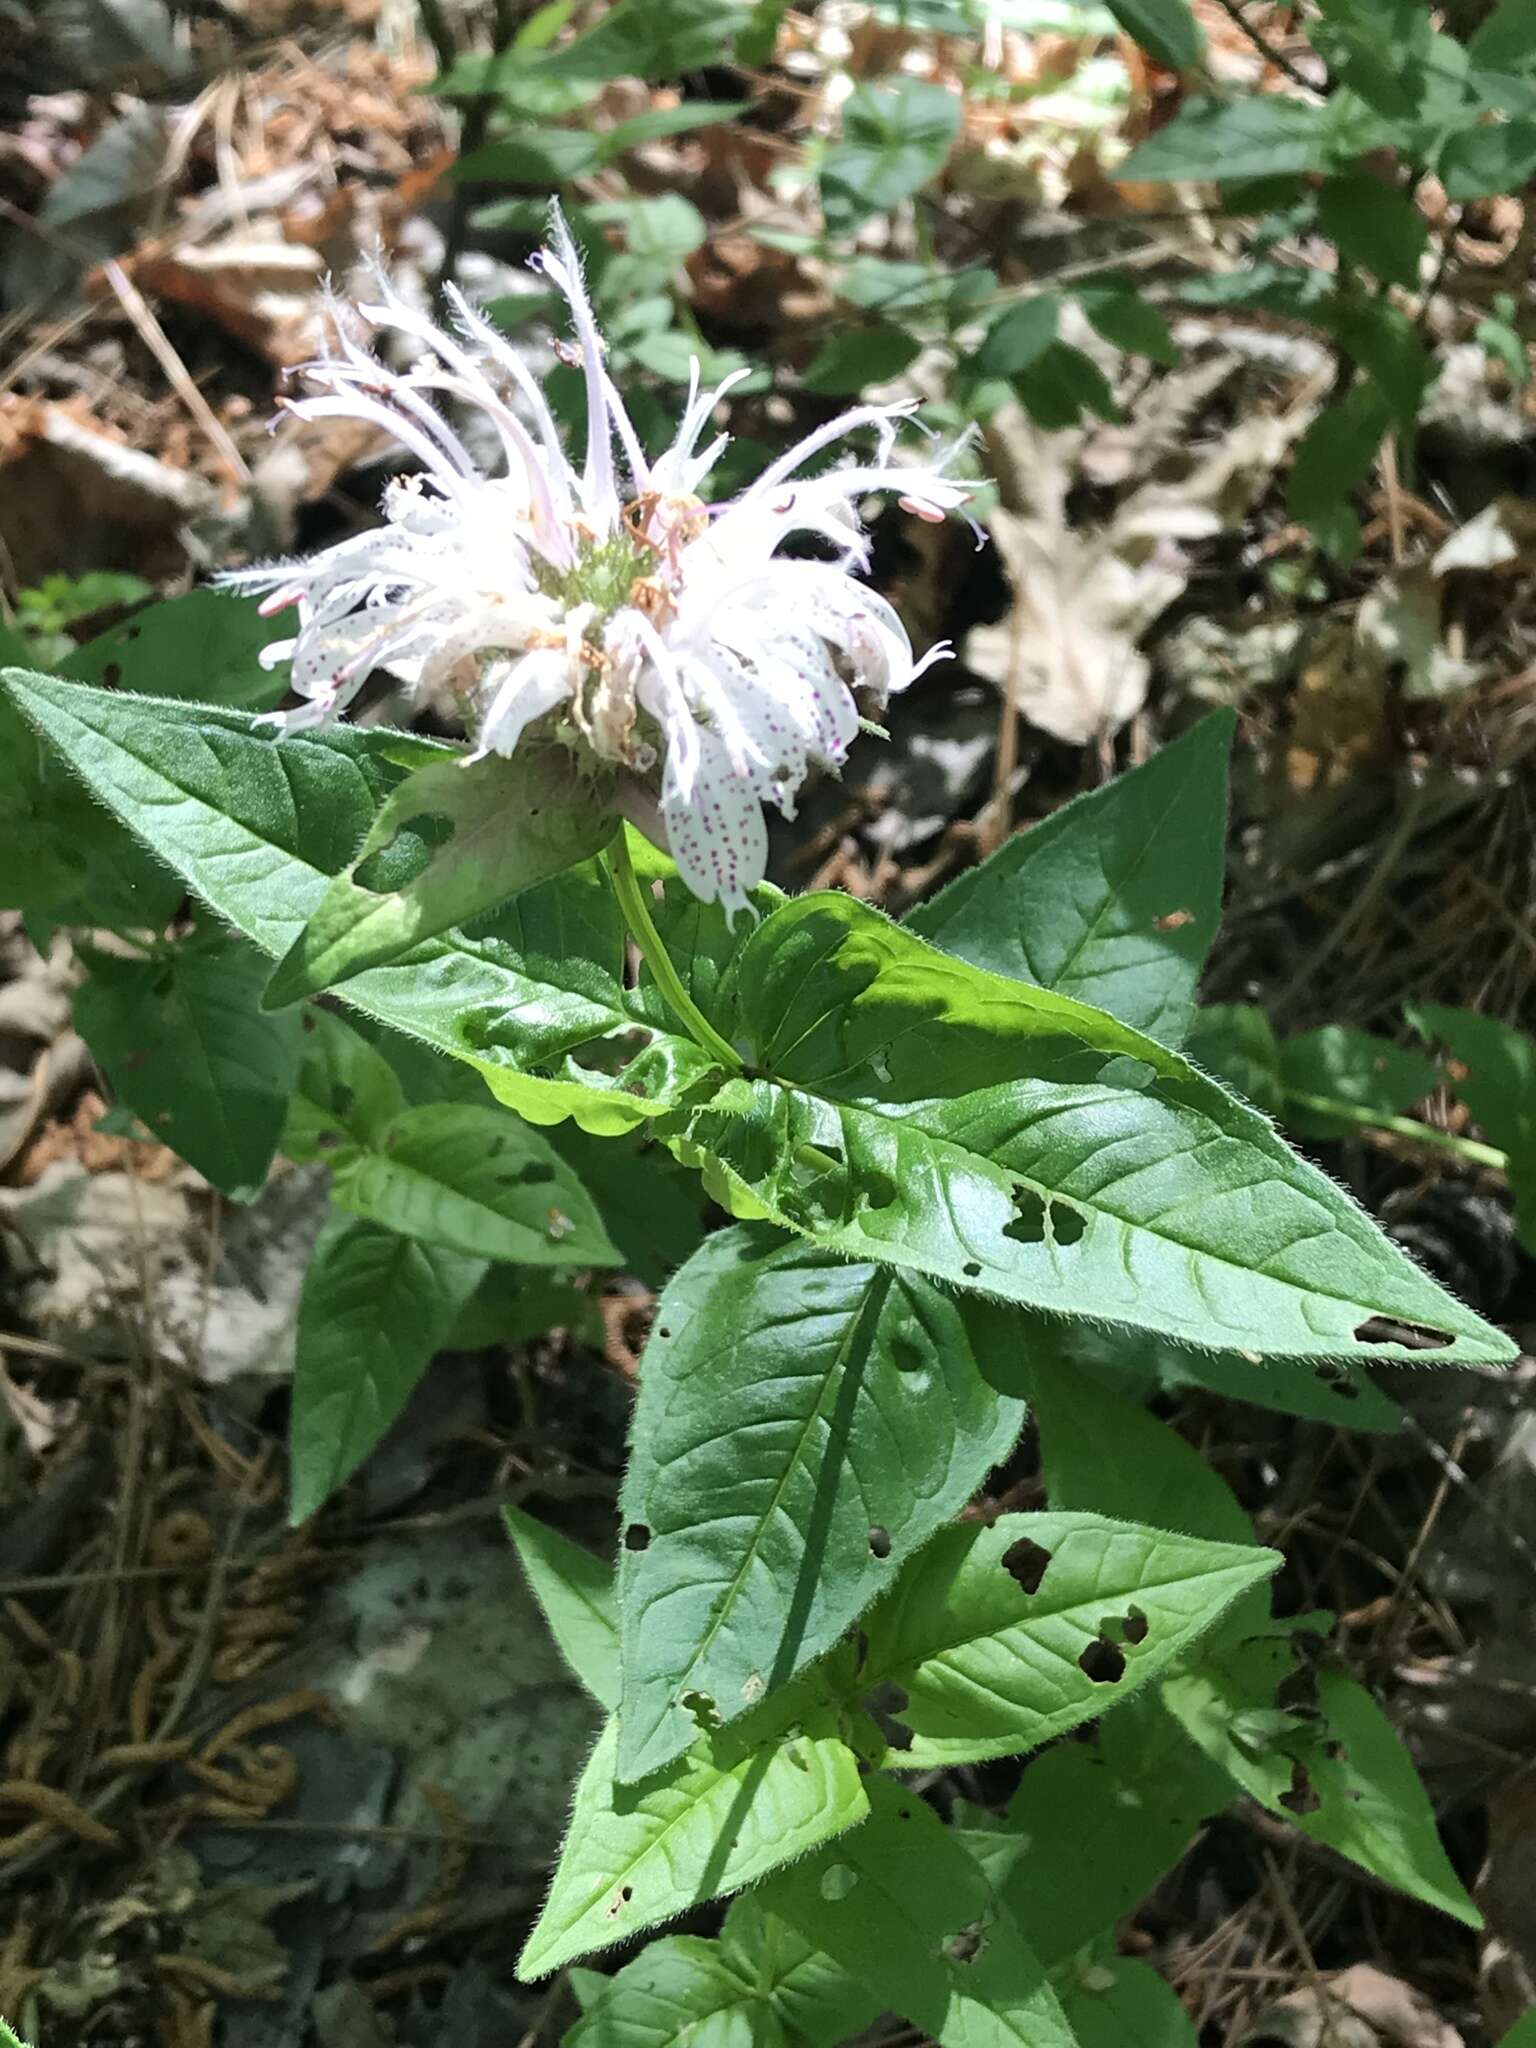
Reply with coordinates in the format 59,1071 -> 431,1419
229,210 -> 971,914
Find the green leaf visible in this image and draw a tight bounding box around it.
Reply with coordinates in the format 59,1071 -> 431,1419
1015,341 -> 1120,429
61,589 -> 291,711
456,127 -> 602,184
517,1684 -> 867,1979
1186,1003 -> 1285,1114
331,1102 -> 621,1267
1074,282 -> 1181,365
1279,1025 -> 1440,1140
593,194 -> 708,300
820,77 -> 961,238
1003,1701 -> 1232,1966
1118,96 -> 1333,183
802,326 -> 922,395
673,893 -> 1512,1368
1410,1003 -> 1536,1250
504,1506 -> 619,1709
765,1776 -> 1078,2048
602,101 -> 748,157
290,1214 -> 484,1523
857,1509 -> 1280,1765
0,687 -> 185,930
616,1226 -> 1024,1780
908,709 -> 1233,1047
1024,1344 -> 1254,1545
1440,117 -> 1536,200
1317,171 -> 1429,289
1103,0 -> 1204,71
1495,2015 -> 1536,2048
564,1897 -> 876,2048
75,935 -> 302,1200
265,747 -> 616,1006
1287,381 -> 1392,558
0,673 -> 712,1135
535,0 -> 750,82
1060,1953 -> 1199,2048
1165,1643 -> 1481,1926
283,1007 -> 407,1163
1471,0 -> 1536,70
975,295 -> 1062,379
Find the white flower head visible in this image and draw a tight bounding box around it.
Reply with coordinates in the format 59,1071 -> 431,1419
229,208 -> 972,916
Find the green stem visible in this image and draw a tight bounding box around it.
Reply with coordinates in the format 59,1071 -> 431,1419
1284,1088 -> 1509,1172
605,834 -> 743,1074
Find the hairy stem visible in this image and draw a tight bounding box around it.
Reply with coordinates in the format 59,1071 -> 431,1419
605,834 -> 744,1074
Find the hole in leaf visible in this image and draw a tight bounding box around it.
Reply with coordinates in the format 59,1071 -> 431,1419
1004,1191 -> 1047,1245
891,1336 -> 928,1376
681,1689 -> 720,1732
1314,1361 -> 1361,1400
1279,1761 -> 1321,1816
1153,907 -> 1194,932
657,1327 -> 672,1340
1122,1607 -> 1149,1645
623,1523 -> 651,1552
961,1261 -> 983,1279
868,1526 -> 892,1559
1001,1537 -> 1052,1596
1079,1637 -> 1127,1686
944,1920 -> 988,1965
859,1170 -> 898,1212
506,1161 -> 557,1187
820,1864 -> 858,1903
1052,1202 -> 1087,1247
1353,1317 -> 1451,1352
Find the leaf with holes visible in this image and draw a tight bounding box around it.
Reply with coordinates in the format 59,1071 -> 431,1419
75,934 -> 301,1199
764,1776 -> 1077,2048
907,709 -> 1233,1047
856,1510 -> 1280,1766
665,893 -> 1514,1369
290,1214 -> 484,1523
1164,1642 -> 1480,1926
284,1009 -> 407,1163
62,589 -> 291,710
504,1506 -> 619,1710
517,1680 -> 867,1979
615,1224 -> 1025,1781
330,1101 -> 620,1267
265,746 -> 618,1006
0,672 -> 715,1135
564,1894 -> 876,2048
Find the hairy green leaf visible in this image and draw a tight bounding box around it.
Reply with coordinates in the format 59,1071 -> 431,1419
909,709 -> 1233,1046
284,1008 -> 407,1163
505,1506 -> 620,1709
616,1225 -> 1024,1780
518,1683 -> 867,1979
0,674 -> 713,1135
75,935 -> 301,1200
858,1509 -> 1280,1765
331,1102 -> 620,1267
765,1776 -> 1078,2048
290,1214 -> 484,1523
1165,1641 -> 1480,1926
672,894 -> 1512,1367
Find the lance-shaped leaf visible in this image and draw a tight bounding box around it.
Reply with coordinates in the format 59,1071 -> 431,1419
290,1214 -> 485,1523
765,1776 -> 1078,2048
75,935 -> 301,1199
908,708 -> 1233,1047
331,1102 -> 621,1267
504,1506 -> 620,1710
517,1680 -> 867,1979
856,1509 -> 1280,1766
669,893 -> 1513,1368
265,746 -> 617,1005
616,1225 -> 1024,1781
1164,1640 -> 1480,1927
0,672 -> 714,1134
